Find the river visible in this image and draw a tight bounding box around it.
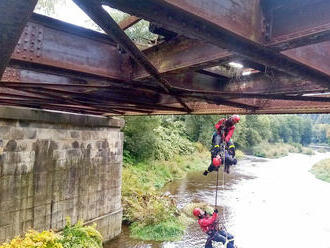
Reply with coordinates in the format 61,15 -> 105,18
105,152 -> 330,248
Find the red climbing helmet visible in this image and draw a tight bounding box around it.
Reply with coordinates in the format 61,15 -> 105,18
193,208 -> 203,217
231,114 -> 240,124
213,156 -> 222,167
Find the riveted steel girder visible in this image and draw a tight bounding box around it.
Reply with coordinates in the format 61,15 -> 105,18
0,0 -> 38,77
9,14 -> 130,81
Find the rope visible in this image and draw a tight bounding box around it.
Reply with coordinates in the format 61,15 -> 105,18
213,114 -> 238,247
215,167 -> 219,209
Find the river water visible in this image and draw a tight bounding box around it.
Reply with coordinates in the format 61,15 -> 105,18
105,152 -> 330,248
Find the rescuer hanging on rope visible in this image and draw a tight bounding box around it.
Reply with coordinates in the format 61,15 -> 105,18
193,208 -> 235,248
203,115 -> 240,175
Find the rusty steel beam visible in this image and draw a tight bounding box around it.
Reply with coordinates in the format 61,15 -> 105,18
1,67 -> 165,94
126,99 -> 330,115
162,71 -> 330,96
118,15 -> 142,30
9,13 -> 130,81
266,0 -> 330,50
74,0 -> 191,112
104,0 -> 330,85
282,41 -> 330,77
12,87 -> 126,115
0,0 -> 38,78
134,37 -> 232,80
181,90 -> 330,103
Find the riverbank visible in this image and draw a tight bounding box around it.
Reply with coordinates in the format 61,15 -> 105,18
122,144 -> 210,241
250,142 -> 314,158
310,158 -> 330,183
121,141 -> 316,241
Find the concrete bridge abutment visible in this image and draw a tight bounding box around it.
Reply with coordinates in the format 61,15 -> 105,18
0,106 -> 124,243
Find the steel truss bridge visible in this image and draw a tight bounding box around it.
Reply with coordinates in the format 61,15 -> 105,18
1,0 -> 330,115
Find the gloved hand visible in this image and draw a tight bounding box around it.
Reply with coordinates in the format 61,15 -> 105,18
214,209 -> 219,213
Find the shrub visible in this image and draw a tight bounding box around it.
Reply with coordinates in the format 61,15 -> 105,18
0,230 -> 62,248
302,148 -> 315,155
310,158 -> 330,183
235,149 -> 245,160
0,221 -> 103,248
60,219 -> 103,248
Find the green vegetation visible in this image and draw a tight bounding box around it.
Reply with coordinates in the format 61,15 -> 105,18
310,158 -> 330,183
121,114 -> 316,240
130,220 -> 184,242
123,115 -> 313,162
122,149 -> 209,241
60,219 -> 103,248
0,220 -> 102,248
252,142 -> 314,158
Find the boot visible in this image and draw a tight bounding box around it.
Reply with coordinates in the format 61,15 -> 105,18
225,164 -> 230,174
203,170 -> 209,176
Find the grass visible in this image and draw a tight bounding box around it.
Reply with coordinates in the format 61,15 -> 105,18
122,143 -> 210,241
310,158 -> 330,183
130,218 -> 185,241
318,148 -> 328,153
252,142 -> 315,158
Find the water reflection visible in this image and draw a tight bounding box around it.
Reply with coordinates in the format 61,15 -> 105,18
105,153 -> 330,248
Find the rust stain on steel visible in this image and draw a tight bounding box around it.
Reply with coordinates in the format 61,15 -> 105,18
162,71 -> 329,96
103,0 -> 330,86
282,41 -> 330,77
164,0 -> 264,43
0,0 -> 38,77
118,15 -> 141,30
150,98 -> 330,115
1,68 -> 21,82
12,23 -> 43,62
270,0 -> 330,50
10,15 -> 131,81
134,37 -> 232,79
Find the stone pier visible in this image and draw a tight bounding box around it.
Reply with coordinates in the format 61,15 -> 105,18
0,106 -> 124,242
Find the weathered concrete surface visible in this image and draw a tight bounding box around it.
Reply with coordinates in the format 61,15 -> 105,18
0,106 -> 124,242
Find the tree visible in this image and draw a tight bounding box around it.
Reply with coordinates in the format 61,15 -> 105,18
35,0 -> 66,15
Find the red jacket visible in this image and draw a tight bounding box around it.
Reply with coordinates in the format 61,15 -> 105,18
198,212 -> 218,233
215,118 -> 235,143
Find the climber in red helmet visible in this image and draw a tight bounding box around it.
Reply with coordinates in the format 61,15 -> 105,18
193,208 -> 235,248
203,115 -> 240,175
215,115 -> 240,143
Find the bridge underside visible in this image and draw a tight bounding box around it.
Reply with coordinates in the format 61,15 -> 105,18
2,0 -> 330,115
